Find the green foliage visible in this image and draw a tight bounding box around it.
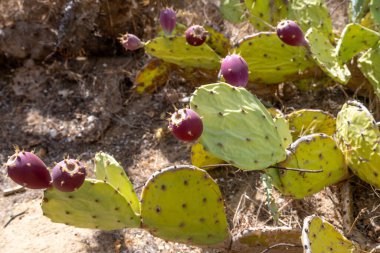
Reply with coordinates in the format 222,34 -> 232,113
306,28 -> 351,84
140,166 -> 230,246
370,0 -> 380,28
336,100 -> 380,188
245,0 -> 288,30
190,82 -> 286,170
351,0 -> 370,23
267,134 -> 349,199
145,36 -> 221,69
286,109 -> 336,139
358,43 -> 380,98
236,32 -> 316,84
335,23 -> 379,63
302,215 -> 359,253
220,0 -> 245,24
42,179 -> 140,230
134,59 -> 170,94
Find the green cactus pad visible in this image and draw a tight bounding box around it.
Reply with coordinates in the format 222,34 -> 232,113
205,25 -> 231,57
190,82 -> 286,170
268,110 -> 293,149
286,109 -> 336,139
219,0 -> 245,24
191,142 -> 224,170
236,32 -> 316,84
42,179 -> 140,230
145,36 -> 221,69
269,134 -> 349,199
134,59 -> 171,94
94,152 -> 140,215
358,44 -> 380,98
335,23 -> 379,63
336,100 -> 380,188
370,0 -> 380,28
290,0 -> 333,41
245,0 -> 288,30
140,165 -> 230,246
351,0 -> 370,23
302,215 -> 359,253
305,28 -> 351,84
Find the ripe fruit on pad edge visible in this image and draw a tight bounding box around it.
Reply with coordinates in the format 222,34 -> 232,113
220,54 -> 249,87
52,159 -> 87,192
169,108 -> 203,142
185,25 -> 208,46
276,20 -> 307,47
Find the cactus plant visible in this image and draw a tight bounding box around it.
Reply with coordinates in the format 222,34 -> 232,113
185,25 -> 208,46
302,215 -> 359,253
204,25 -> 231,57
236,32 -> 316,84
190,82 -> 286,170
276,20 -> 307,47
191,142 -> 224,169
370,0 -> 380,27
358,43 -> 380,98
140,165 -> 230,246
119,33 -> 144,51
220,54 -> 249,87
51,159 -> 86,192
159,8 -> 176,36
336,100 -> 380,188
168,108 -> 203,142
134,59 -> 171,94
351,0 -> 370,23
268,109 -> 293,148
267,133 -> 349,199
286,109 -> 336,139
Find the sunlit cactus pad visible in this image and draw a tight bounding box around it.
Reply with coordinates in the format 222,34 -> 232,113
191,142 -> 224,169
134,59 -> 170,94
336,100 -> 380,188
204,25 -> 231,57
286,109 -> 336,139
302,215 -> 359,253
245,0 -> 288,30
370,0 -> 380,27
140,166 -> 230,246
269,133 -> 348,199
42,179 -> 140,230
306,28 -> 351,84
335,23 -> 379,63
145,36 -> 220,69
94,152 -> 140,214
358,44 -> 380,98
190,82 -> 286,170
236,32 -> 316,84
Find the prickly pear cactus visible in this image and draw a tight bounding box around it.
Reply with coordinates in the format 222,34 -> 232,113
236,32 -> 316,84
245,0 -> 288,30
190,82 -> 286,170
358,44 -> 380,98
370,0 -> 380,27
204,25 -> 231,57
134,59 -> 171,94
268,109 -> 293,148
267,134 -> 349,199
140,165 -> 230,246
286,109 -> 336,139
145,36 -> 221,69
302,215 -> 359,253
351,0 -> 370,23
290,0 -> 333,41
305,28 -> 351,84
335,23 -> 379,63
94,152 -> 140,215
219,0 -> 245,24
336,100 -> 380,188
42,179 -> 141,230
191,142 -> 224,169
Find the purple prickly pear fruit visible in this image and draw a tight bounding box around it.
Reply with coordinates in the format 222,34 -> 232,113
185,25 -> 208,46
6,150 -> 52,189
220,54 -> 249,87
169,108 -> 203,142
160,8 -> 176,35
52,159 -> 86,192
119,33 -> 144,51
276,20 -> 307,46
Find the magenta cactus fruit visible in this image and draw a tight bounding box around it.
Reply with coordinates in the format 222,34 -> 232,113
185,25 -> 208,46
169,108 -> 203,142
220,54 -> 249,87
6,150 -> 52,189
52,159 -> 87,192
119,33 -> 144,51
276,20 -> 307,46
160,8 -> 176,35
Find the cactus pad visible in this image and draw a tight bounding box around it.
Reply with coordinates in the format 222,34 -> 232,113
335,23 -> 379,63
268,109 -> 293,148
269,134 -> 348,199
205,25 -> 231,57
140,165 -> 230,246
236,32 -> 316,84
336,100 -> 380,188
191,142 -> 224,169
145,36 -> 220,69
302,215 -> 359,253
219,0 -> 245,24
286,109 -> 336,139
351,0 -> 370,23
134,59 -> 171,94
245,0 -> 288,30
305,28 -> 351,84
94,152 -> 140,215
370,0 -> 380,27
358,44 -> 380,98
190,82 -> 286,170
42,179 -> 140,230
